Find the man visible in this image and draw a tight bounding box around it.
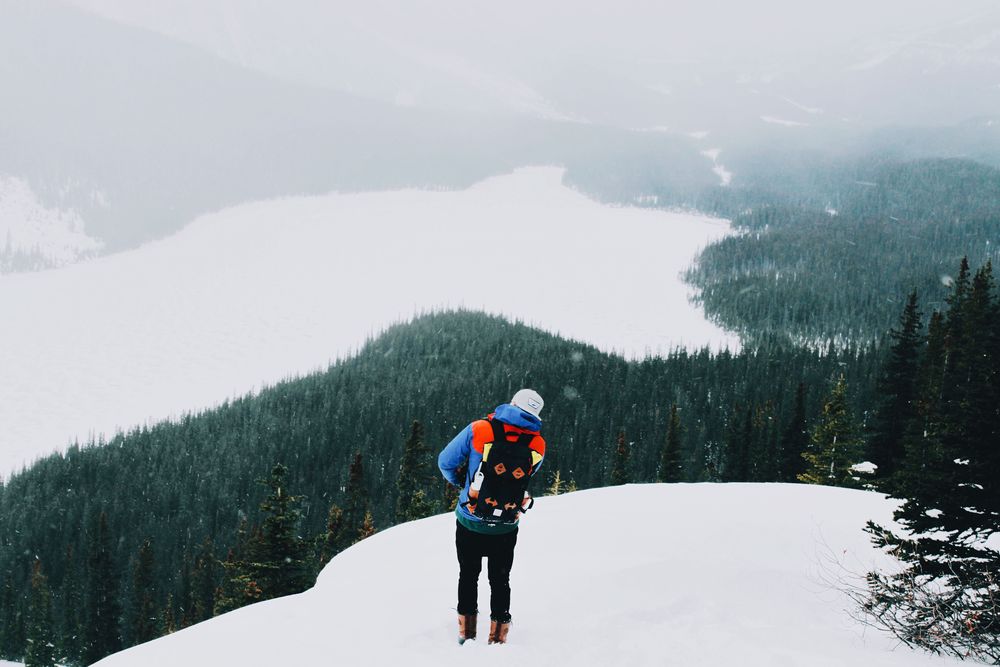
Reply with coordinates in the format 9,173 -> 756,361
438,388 -> 546,645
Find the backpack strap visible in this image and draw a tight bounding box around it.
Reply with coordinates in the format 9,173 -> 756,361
487,418 -> 536,459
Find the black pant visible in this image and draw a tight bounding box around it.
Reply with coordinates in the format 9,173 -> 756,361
456,521 -> 518,621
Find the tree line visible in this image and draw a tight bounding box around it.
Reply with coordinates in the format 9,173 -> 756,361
686,158 -> 1000,344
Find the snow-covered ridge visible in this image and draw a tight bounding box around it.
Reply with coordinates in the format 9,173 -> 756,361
0,175 -> 103,270
95,484 -> 958,666
0,167 -> 734,476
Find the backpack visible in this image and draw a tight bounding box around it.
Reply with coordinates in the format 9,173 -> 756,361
467,418 -> 538,524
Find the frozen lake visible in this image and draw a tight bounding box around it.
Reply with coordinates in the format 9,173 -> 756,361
0,167 -> 735,476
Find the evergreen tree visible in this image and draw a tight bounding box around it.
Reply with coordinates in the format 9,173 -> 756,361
338,453 -> 370,551
160,594 -> 176,635
884,261 -> 1000,573
779,383 -> 808,482
395,421 -> 435,523
56,545 -> 82,666
798,376 -> 865,487
0,576 -> 24,661
130,538 -> 158,646
358,511 -> 376,542
755,402 -> 780,482
250,464 -> 313,600
190,538 -> 216,624
319,504 -> 344,567
869,291 -> 923,485
546,469 -> 567,495
83,511 -> 122,665
610,431 -> 631,485
24,561 -> 55,667
864,260 -> 1000,660
214,522 -> 262,616
657,404 -> 683,483
177,549 -> 194,629
723,405 -> 752,482
887,309 -> 954,547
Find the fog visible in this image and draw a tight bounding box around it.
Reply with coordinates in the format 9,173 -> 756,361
67,0 -> 1000,125
3,0 -> 999,253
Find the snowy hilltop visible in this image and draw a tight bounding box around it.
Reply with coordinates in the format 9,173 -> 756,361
95,484 -> 960,666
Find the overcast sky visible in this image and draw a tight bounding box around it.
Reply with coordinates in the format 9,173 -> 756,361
66,0 -> 1000,108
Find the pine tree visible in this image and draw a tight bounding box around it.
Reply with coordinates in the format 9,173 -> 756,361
546,469 -> 566,495
887,262 -> 1000,571
130,539 -> 158,645
779,382 -> 808,482
610,431 -> 631,485
319,504 -> 344,567
658,404 -> 683,483
56,544 -> 82,666
161,594 -> 176,635
338,453 -> 370,551
723,405 -> 752,482
250,464 -> 314,600
214,522 -> 262,616
0,578 -> 19,661
869,291 -> 923,485
395,421 -> 435,523
864,260 -> 1000,660
83,511 -> 122,665
177,548 -> 193,629
357,511 -> 376,542
756,402 -> 780,482
798,375 -> 865,487
24,561 -> 56,667
190,538 -> 216,624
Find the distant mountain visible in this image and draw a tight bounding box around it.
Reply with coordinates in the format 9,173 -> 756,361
0,1 -> 488,251
0,1 -> 713,256
66,0 -> 1000,133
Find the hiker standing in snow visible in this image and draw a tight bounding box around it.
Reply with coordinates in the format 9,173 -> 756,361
438,389 -> 546,645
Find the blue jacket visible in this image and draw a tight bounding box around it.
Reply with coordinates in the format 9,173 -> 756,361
438,403 -> 545,526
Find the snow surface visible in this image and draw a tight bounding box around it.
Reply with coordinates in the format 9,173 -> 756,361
781,96 -> 824,114
95,484 -> 958,667
760,115 -> 810,127
0,175 -> 103,267
700,148 -> 733,187
0,167 -> 734,476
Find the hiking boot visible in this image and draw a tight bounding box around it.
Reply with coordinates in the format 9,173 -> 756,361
488,617 -> 511,644
458,613 -> 477,644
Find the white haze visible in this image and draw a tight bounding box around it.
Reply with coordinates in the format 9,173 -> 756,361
66,0 -> 1000,126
